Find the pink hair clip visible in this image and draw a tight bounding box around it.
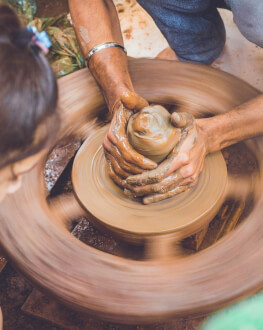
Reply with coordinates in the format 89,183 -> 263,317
27,26 -> 52,55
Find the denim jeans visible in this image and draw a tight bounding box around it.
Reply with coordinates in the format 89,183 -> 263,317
137,0 -> 263,64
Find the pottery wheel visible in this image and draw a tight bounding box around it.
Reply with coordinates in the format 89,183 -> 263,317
1,60 -> 262,322
72,125 -> 227,241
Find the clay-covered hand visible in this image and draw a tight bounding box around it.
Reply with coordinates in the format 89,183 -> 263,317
103,91 -> 157,188
125,112 -> 208,204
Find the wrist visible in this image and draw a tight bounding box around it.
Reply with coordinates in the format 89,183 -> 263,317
89,47 -> 134,112
106,85 -> 133,113
86,42 -> 127,68
196,118 -> 216,154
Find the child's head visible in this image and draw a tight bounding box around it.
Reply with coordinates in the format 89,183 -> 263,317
0,4 -> 59,199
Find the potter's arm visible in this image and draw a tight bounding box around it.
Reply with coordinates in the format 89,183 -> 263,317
69,0 -> 144,112
69,0 -> 156,172
199,94 -> 263,153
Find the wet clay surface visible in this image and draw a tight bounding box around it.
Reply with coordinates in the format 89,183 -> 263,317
127,105 -> 181,163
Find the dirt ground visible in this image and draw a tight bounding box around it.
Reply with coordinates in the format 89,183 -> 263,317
0,1 -> 260,329
36,0 -> 68,17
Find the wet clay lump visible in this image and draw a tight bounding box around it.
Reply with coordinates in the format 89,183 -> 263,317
127,105 -> 181,163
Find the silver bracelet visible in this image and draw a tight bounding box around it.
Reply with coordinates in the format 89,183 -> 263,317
86,42 -> 127,67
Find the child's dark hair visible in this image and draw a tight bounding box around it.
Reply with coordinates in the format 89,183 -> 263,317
0,4 -> 59,169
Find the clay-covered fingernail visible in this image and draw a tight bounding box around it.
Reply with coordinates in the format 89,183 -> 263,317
142,196 -> 152,205
140,158 -> 157,169
172,112 -> 181,123
171,112 -> 185,128
126,176 -> 134,184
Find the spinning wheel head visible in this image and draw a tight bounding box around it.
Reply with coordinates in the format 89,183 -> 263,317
1,61 -> 261,323
72,125 -> 227,242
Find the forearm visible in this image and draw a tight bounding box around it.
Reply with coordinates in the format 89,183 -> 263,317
198,94 -> 263,153
69,0 -> 134,111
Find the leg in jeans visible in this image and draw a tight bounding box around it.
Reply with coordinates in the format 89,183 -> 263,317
137,0 -> 226,64
226,0 -> 263,47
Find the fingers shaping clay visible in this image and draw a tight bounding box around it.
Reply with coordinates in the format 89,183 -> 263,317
127,105 -> 181,163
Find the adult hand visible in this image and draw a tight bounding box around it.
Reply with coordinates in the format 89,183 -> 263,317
103,91 -> 157,188
125,112 -> 208,204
